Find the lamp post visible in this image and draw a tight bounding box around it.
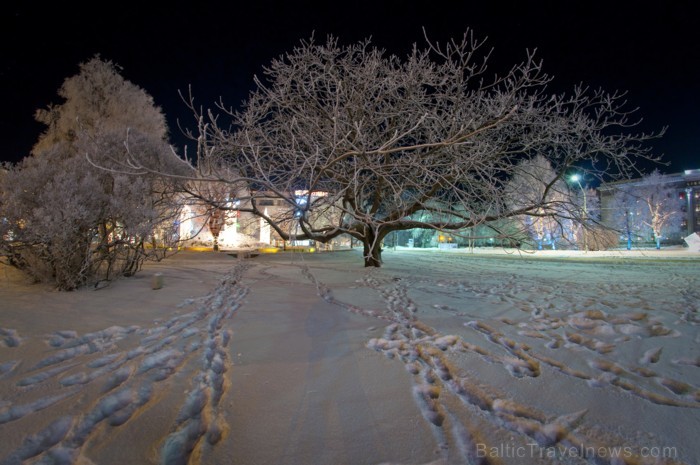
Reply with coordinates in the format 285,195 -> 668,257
570,174 -> 588,251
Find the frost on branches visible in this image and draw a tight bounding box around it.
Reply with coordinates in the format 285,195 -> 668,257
0,57 -> 190,290
131,32 -> 663,267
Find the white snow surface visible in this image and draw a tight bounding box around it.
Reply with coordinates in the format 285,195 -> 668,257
0,247 -> 699,465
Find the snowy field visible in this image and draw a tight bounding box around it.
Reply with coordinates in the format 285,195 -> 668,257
0,248 -> 698,465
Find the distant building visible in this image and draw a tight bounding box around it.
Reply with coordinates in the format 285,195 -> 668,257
176,192 -> 288,250
176,189 -> 348,250
598,169 -> 700,243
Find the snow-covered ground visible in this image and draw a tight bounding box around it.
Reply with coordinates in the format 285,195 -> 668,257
0,248 -> 698,464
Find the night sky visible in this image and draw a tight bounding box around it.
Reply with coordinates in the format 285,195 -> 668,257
2,2 -> 698,173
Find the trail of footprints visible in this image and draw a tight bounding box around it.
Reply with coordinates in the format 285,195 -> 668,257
300,259 -> 698,465
2,256 -> 698,464
0,261 -> 251,465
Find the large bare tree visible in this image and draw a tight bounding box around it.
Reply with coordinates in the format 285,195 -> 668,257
127,32 -> 661,266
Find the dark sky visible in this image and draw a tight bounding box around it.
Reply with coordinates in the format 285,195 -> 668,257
2,1 -> 698,173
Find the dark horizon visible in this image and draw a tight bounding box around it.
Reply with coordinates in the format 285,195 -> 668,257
2,2 -> 698,174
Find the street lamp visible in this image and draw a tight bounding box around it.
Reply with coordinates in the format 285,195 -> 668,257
570,174 -> 588,251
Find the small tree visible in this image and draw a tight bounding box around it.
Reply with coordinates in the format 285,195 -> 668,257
636,171 -> 683,248
118,33 -> 662,267
610,187 -> 644,250
570,183 -> 603,250
0,57 -> 188,289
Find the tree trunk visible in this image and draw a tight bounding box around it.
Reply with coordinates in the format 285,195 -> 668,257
363,239 -> 382,267
625,219 -> 632,250
362,226 -> 383,267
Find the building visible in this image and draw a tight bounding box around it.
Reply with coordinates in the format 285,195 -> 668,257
598,169 -> 700,245
177,189 -> 348,250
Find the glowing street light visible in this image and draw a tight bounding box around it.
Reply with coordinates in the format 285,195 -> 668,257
570,174 -> 588,251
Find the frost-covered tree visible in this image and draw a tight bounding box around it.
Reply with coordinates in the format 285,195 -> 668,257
504,156 -> 576,250
609,187 -> 643,250
568,181 -> 605,251
504,157 -> 609,251
638,171 -> 683,249
0,57 -> 188,290
118,33 -> 662,267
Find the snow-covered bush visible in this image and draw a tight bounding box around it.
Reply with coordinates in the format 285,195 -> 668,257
0,57 -> 190,290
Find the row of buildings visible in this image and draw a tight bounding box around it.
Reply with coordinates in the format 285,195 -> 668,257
176,169 -> 700,251
176,191 -> 350,250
